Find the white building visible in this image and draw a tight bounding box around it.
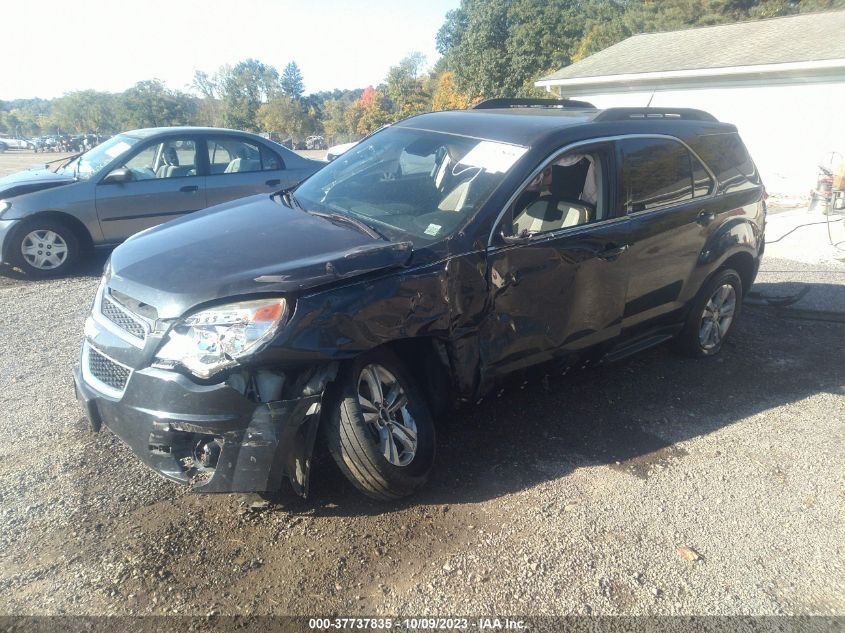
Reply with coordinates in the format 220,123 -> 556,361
536,11 -> 845,196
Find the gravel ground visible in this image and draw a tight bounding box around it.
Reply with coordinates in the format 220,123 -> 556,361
0,153 -> 843,619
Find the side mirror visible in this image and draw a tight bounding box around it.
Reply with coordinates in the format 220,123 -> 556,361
101,168 -> 132,184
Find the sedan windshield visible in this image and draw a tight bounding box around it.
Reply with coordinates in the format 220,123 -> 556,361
61,134 -> 141,181
293,127 -> 528,243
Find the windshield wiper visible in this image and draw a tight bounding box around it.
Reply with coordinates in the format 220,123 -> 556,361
46,152 -> 83,174
308,210 -> 386,240
275,188 -> 385,240
276,187 -> 302,210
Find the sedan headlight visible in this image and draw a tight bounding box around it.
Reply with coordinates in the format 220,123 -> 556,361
155,298 -> 288,378
0,200 -> 10,217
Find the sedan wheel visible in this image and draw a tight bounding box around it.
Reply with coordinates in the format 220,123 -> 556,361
21,229 -> 69,271
9,218 -> 80,278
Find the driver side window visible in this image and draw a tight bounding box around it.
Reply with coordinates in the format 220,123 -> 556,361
510,147 -> 609,237
122,138 -> 198,180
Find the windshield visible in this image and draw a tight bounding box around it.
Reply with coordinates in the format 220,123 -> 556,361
61,134 -> 140,180
294,127 -> 528,243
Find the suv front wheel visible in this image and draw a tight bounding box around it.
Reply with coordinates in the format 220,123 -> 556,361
323,348 -> 436,500
677,269 -> 743,357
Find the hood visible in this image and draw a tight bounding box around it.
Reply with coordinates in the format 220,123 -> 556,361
0,167 -> 76,199
108,194 -> 413,319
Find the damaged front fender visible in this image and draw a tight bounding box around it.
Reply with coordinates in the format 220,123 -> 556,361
189,394 -> 323,496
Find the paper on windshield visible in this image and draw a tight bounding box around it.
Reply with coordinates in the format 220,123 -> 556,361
105,141 -> 131,158
459,141 -> 528,174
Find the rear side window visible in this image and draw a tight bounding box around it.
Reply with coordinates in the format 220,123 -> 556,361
207,137 -> 284,175
692,133 -> 759,193
618,138 -> 693,212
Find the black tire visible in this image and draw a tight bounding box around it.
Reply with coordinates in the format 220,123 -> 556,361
322,347 -> 436,501
7,217 -> 81,278
676,269 -> 743,358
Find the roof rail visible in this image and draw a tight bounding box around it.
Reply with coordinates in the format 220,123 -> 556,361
594,107 -> 718,123
472,98 -> 597,110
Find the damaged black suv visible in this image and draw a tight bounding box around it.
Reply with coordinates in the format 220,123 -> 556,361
74,100 -> 765,500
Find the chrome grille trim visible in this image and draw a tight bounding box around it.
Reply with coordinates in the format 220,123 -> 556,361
91,283 -> 150,349
81,342 -> 132,398
101,295 -> 146,340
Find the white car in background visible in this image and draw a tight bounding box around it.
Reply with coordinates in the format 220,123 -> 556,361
325,141 -> 358,161
0,137 -> 35,152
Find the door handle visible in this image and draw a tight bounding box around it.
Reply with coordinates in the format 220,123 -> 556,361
180,185 -> 199,193
597,244 -> 630,261
697,210 -> 716,225
265,179 -> 281,187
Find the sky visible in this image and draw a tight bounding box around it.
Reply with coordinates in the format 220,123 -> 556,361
1,0 -> 460,100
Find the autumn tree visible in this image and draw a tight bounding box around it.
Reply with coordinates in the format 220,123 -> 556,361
431,71 -> 472,111
344,86 -> 392,136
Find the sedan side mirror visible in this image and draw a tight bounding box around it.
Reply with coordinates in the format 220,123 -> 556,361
102,168 -> 132,184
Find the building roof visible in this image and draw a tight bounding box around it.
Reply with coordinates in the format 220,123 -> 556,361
537,11 -> 845,91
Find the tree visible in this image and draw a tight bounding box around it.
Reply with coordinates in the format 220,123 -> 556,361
51,90 -> 116,132
385,53 -> 431,119
115,81 -> 192,129
431,71 -> 472,111
191,70 -> 218,99
218,59 -> 280,130
436,0 -> 584,98
320,98 -> 352,143
344,86 -> 392,136
280,62 -> 305,99
257,96 -> 314,138
435,0 -> 841,100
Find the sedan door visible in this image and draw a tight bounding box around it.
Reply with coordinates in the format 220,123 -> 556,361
480,143 -> 632,377
95,136 -> 206,242
203,136 -> 299,207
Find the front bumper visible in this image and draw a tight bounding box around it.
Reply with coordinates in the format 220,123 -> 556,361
73,346 -> 324,496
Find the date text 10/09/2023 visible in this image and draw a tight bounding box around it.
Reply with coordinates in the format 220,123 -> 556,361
308,617 -> 528,630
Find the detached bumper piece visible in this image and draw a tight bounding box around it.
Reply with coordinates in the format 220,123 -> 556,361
73,360 -> 324,497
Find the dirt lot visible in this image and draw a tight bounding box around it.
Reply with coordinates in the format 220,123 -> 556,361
0,151 -> 843,621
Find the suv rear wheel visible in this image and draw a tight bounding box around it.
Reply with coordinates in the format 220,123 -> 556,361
323,348 -> 435,500
677,269 -> 743,357
8,217 -> 80,278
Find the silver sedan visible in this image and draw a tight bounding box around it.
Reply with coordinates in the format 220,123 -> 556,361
0,127 -> 324,277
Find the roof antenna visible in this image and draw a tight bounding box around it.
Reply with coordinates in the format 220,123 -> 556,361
646,91 -> 655,107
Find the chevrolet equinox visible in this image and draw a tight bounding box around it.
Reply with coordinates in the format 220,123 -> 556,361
74,101 -> 766,500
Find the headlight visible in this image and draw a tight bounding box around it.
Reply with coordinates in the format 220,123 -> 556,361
155,298 -> 288,378
0,201 -> 9,217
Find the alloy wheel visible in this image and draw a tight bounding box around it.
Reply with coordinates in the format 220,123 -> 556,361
357,363 -> 418,467
699,283 -> 737,351
21,230 -> 69,270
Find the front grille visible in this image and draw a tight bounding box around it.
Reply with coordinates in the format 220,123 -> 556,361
88,346 -> 130,392
101,295 -> 146,340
